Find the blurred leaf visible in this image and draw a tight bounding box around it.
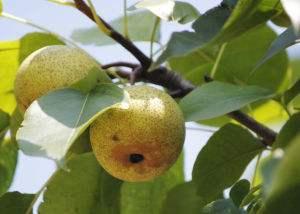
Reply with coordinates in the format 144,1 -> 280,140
230,179 -> 251,207
282,79 -> 300,105
66,129 -> 91,159
260,136 -> 300,213
215,25 -> 289,92
131,0 -> 175,20
121,155 -> 184,214
0,40 -> 19,114
0,0 -> 2,13
156,0 -> 282,65
9,108 -> 23,144
192,124 -> 264,202
179,81 -> 273,121
0,33 -> 64,114
17,84 -> 125,162
170,25 -> 288,93
173,1 -> 200,24
240,185 -> 261,207
255,27 -> 300,69
161,181 -> 205,214
281,0 -> 300,34
47,0 -> 75,7
72,11 -> 160,46
260,151 -> 283,197
202,199 -> 245,214
0,110 -> 9,141
39,153 -> 122,213
0,139 -> 18,196
0,192 -> 34,213
19,32 -> 64,63
273,113 -> 300,149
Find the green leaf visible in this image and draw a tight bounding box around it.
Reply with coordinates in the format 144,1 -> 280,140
121,155 -> 184,214
255,27 -> 300,69
173,1 -> 200,24
259,136 -> 300,213
260,151 -> 283,197
214,25 -> 289,92
240,185 -> 261,207
131,0 -> 175,20
0,138 -> 18,196
0,192 -> 34,213
202,199 -> 245,214
179,81 -> 273,121
19,32 -> 64,63
9,108 -> 23,144
0,33 -> 64,114
0,0 -> 2,13
282,79 -> 300,106
281,0 -> 300,34
39,153 -> 122,213
230,179 -> 251,207
156,0 -> 281,65
161,182 -> 205,214
0,110 -> 9,141
17,83 -> 126,162
273,113 -> 300,149
71,11 -> 160,46
192,124 -> 264,202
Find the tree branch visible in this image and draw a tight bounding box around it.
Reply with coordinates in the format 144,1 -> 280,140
73,0 -> 277,145
73,0 -> 151,69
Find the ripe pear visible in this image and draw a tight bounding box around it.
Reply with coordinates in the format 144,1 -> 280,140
90,85 -> 185,182
14,45 -> 100,112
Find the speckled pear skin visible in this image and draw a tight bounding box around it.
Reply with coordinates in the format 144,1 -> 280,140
14,45 -> 99,112
90,85 -> 185,182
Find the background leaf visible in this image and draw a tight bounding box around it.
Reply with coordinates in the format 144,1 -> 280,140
173,1 -> 200,24
281,0 -> 300,33
161,181 -> 205,214
229,179 -> 251,207
282,79 -> 300,106
72,11 -> 160,46
132,0 -> 175,20
0,192 -> 34,214
0,110 -> 9,141
255,27 -> 300,69
202,199 -> 244,214
39,153 -> 122,213
121,155 -> 184,214
260,136 -> 300,213
0,139 -> 18,196
156,0 -> 282,65
192,124 -> 264,202
0,33 -> 64,114
17,84 -> 125,162
179,81 -> 273,121
273,113 -> 300,149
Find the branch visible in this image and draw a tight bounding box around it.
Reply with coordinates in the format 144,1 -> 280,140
73,0 -> 151,69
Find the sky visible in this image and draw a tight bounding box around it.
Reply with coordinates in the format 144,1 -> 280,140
0,0 -> 299,197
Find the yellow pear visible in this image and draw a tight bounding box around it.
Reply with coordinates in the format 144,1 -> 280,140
90,85 -> 185,182
14,45 -> 100,112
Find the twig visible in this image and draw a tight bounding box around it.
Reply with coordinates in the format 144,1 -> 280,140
102,62 -> 138,69
73,0 -> 151,69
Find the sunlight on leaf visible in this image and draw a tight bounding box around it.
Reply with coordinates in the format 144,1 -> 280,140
132,0 -> 175,20
17,84 -> 126,162
281,0 -> 300,34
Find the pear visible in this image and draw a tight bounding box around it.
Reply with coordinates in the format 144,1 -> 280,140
14,45 -> 100,112
90,85 -> 185,182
